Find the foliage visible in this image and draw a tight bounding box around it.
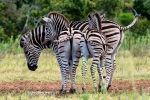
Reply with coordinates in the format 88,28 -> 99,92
118,13 -> 134,26
99,0 -> 124,19
133,0 -> 150,20
0,0 -> 149,42
130,18 -> 150,37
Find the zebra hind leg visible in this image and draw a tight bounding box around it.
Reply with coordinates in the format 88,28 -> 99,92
59,66 -> 69,94
81,56 -> 88,93
69,60 -> 79,93
90,63 -> 98,92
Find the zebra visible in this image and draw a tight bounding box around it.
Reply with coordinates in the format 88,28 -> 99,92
20,12 -> 74,93
79,12 -> 112,92
49,4 -> 140,92
42,13 -> 105,93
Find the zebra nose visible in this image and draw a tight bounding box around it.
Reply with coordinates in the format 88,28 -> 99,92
27,63 -> 38,71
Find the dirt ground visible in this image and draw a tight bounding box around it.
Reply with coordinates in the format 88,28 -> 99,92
0,80 -> 150,94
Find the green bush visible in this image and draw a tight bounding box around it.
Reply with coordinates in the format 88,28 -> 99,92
118,13 -> 134,26
130,18 -> 150,37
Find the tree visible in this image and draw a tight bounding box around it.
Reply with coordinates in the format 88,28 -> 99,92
62,0 -> 88,21
99,0 -> 124,19
133,0 -> 150,20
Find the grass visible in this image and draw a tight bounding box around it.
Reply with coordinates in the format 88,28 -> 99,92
0,50 -> 150,99
0,30 -> 150,99
1,50 -> 150,82
0,91 -> 150,100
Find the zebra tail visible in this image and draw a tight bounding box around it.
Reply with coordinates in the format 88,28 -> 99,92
120,3 -> 140,31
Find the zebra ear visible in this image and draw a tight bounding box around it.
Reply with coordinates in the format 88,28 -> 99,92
20,37 -> 29,48
93,12 -> 102,31
20,38 -> 25,48
100,14 -> 105,20
42,17 -> 51,22
88,14 -> 92,20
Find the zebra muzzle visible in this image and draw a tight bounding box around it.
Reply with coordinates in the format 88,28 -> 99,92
27,63 -> 38,71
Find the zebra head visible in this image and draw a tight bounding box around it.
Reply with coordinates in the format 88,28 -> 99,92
42,12 -> 70,45
20,34 -> 40,71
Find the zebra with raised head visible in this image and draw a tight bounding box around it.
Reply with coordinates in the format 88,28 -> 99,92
20,12 -> 73,93
79,12 -> 111,92
50,4 -> 140,92
72,5 -> 140,92
42,13 -> 105,93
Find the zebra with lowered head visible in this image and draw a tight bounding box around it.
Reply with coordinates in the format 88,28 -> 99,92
20,12 -> 73,93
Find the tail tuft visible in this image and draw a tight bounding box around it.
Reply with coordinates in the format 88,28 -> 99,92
125,3 -> 139,17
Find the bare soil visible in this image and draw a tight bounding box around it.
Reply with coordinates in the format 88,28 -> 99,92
0,80 -> 150,94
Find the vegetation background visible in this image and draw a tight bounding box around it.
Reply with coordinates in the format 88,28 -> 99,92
0,0 -> 150,42
0,0 -> 150,99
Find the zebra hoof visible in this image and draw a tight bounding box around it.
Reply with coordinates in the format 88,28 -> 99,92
107,85 -> 111,90
98,84 -> 101,92
82,87 -> 86,93
103,76 -> 106,78
59,89 -> 66,94
69,88 -> 76,94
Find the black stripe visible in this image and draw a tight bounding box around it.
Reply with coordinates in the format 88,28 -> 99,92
88,34 -> 101,39
102,25 -> 119,30
106,32 -> 119,37
32,30 -> 38,46
108,40 -> 118,43
79,23 -> 88,32
76,22 -> 84,29
42,32 -> 45,42
102,20 -> 117,24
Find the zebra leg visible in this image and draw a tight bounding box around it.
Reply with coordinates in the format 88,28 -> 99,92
81,56 -> 88,92
80,36 -> 89,92
69,57 -> 79,93
58,41 -> 71,93
107,59 -> 116,90
105,54 -> 114,91
90,61 -> 98,92
69,37 -> 81,93
59,67 -> 65,92
97,58 -> 105,92
54,54 -> 65,93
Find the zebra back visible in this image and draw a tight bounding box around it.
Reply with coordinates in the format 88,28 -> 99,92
20,23 -> 58,51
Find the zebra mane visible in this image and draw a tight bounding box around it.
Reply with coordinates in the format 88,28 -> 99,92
93,12 -> 102,33
47,12 -> 70,27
